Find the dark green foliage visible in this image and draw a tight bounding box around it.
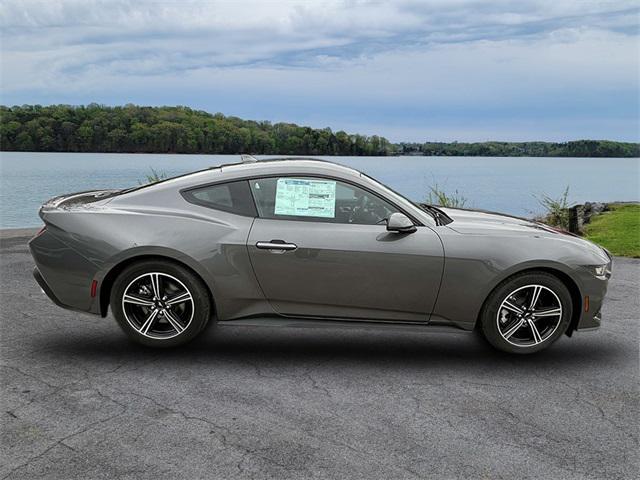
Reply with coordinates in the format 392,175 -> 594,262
0,104 -> 392,155
1,104 -> 638,157
396,140 -> 639,158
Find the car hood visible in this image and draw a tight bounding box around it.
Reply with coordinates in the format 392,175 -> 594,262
440,206 -> 609,262
440,207 -> 549,234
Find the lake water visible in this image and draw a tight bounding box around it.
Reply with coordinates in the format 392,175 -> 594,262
0,152 -> 638,228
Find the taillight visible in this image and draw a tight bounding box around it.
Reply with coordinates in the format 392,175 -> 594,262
34,226 -> 47,238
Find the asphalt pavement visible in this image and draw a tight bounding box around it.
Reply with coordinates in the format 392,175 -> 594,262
1,229 -> 638,479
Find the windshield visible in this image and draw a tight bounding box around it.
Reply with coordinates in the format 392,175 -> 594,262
358,173 -> 427,213
414,202 -> 453,226
359,172 -> 453,225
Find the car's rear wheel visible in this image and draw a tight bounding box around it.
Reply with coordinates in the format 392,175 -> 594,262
110,260 -> 211,347
480,271 -> 572,354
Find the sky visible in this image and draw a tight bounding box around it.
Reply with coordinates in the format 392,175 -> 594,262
1,0 -> 639,142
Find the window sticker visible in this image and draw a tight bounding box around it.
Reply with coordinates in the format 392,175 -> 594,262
274,178 -> 336,218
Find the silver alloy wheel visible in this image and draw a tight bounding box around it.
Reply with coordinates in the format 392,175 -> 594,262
121,272 -> 194,340
496,284 -> 563,348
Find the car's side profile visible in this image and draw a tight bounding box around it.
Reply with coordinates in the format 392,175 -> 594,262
29,157 -> 612,354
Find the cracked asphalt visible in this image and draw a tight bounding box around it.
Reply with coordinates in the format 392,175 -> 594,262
1,229 -> 638,479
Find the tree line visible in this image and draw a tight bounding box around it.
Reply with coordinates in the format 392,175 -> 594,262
0,104 -> 391,156
396,140 -> 640,158
1,104 -> 638,157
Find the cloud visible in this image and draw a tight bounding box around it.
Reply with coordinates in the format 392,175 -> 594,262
1,0 -> 638,141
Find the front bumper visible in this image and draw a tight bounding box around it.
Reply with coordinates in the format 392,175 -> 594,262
577,309 -> 602,332
574,257 -> 612,332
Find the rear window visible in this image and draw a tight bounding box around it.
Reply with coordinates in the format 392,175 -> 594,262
182,180 -> 257,217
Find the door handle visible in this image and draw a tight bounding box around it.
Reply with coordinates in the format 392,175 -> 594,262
256,240 -> 298,251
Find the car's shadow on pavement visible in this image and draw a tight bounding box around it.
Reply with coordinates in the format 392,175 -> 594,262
31,324 -> 625,372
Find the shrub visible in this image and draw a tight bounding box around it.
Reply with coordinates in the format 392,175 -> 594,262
139,167 -> 168,185
535,186 -> 570,230
427,183 -> 468,208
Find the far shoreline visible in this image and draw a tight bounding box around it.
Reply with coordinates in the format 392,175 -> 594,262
3,105 -> 639,158
1,151 -> 639,159
0,228 -> 38,239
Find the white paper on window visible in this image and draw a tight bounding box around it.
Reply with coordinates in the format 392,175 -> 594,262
274,178 -> 336,218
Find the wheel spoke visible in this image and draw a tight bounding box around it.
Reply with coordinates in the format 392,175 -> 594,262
533,307 -> 562,318
139,309 -> 159,334
123,271 -> 194,339
498,283 -> 563,347
123,294 -> 154,306
166,291 -> 192,306
503,319 -> 526,339
529,286 -> 542,310
163,309 -> 185,333
502,300 -> 524,315
149,273 -> 162,299
528,319 -> 543,344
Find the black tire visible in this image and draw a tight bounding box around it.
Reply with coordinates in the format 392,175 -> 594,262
110,260 -> 212,347
479,271 -> 572,354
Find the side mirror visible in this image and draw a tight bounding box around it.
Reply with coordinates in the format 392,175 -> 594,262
386,212 -> 417,233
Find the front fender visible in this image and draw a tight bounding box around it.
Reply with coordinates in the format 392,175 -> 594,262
431,228 -> 593,329
483,259 -> 586,301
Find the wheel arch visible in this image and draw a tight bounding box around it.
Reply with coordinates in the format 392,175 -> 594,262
98,251 -> 216,318
475,265 -> 582,336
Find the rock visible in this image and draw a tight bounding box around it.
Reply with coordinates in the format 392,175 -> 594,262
568,202 -> 609,234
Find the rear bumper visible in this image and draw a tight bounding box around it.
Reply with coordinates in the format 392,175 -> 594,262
33,267 -> 70,310
29,228 -> 101,315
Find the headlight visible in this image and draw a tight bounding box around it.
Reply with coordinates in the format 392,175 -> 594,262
583,264 -> 611,279
593,265 -> 607,277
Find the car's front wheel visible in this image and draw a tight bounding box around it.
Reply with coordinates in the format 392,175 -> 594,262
110,260 -> 211,347
480,271 -> 572,354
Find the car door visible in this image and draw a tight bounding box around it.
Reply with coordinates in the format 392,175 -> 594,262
246,176 -> 444,322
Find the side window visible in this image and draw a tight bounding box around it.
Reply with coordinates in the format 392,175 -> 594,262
182,180 -> 257,216
249,177 -> 399,225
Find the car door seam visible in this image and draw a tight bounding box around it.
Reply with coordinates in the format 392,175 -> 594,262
245,216 -> 273,306
425,225 -> 447,324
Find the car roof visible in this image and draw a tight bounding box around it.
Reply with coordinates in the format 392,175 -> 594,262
219,157 -> 361,176
141,157 -> 364,191
116,157 -> 364,197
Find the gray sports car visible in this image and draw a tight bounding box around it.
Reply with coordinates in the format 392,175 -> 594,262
29,157 -> 611,353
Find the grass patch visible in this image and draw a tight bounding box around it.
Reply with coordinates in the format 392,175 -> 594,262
584,204 -> 640,258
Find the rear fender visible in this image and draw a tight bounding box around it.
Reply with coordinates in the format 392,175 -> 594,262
94,246 -> 217,316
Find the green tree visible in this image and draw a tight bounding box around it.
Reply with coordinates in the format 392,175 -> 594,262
1,104 -> 638,157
